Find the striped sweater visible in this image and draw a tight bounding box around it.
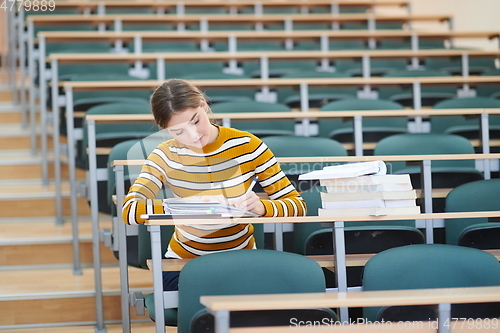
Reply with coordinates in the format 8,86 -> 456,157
122,125 -> 306,259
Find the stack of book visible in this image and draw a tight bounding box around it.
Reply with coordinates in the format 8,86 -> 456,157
298,161 -> 421,216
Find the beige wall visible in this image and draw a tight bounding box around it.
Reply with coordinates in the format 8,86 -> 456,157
379,0 -> 500,50
0,0 -> 498,59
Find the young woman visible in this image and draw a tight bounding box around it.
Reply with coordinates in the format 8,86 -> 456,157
122,79 -> 306,290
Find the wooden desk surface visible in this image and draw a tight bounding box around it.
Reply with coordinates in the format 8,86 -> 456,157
60,76 -> 500,91
37,29 -> 500,41
27,13 -> 451,25
85,108 -> 500,123
200,285 -> 500,311
145,250 -> 500,272
111,153 -> 500,168
48,0 -> 411,9
47,49 -> 500,64
143,211 -> 500,226
27,13 -> 452,27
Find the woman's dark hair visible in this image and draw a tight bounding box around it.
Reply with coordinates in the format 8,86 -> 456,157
150,79 -> 205,128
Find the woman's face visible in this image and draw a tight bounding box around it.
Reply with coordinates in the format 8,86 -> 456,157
166,101 -> 217,148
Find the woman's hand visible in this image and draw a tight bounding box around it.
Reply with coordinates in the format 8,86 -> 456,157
227,191 -> 265,216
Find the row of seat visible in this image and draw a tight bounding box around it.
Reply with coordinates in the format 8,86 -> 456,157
190,245 -> 500,332
25,0 -> 410,16
104,132 -> 500,330
77,97 -> 500,161
15,2 -> 500,327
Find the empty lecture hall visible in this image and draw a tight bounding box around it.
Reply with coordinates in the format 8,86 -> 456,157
2,0 -> 500,332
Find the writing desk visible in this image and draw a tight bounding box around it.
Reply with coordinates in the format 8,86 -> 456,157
31,37 -> 499,185
84,115 -> 500,332
200,286 -> 500,333
72,108 -> 500,281
27,13 -> 452,30
142,211 -> 500,332
44,0 -> 412,14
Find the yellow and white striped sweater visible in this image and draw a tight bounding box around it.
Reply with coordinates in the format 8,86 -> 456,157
122,125 -> 306,258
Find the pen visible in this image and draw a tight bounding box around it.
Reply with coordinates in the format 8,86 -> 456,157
245,177 -> 258,195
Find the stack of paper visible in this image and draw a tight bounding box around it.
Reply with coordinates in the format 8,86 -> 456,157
298,161 -> 420,216
140,198 -> 260,220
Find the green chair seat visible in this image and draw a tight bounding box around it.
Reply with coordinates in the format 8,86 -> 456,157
458,222 -> 500,250
431,97 -> 500,146
444,178 -> 500,245
362,244 -> 500,322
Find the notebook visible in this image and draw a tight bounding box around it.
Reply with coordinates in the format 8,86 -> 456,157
140,198 -> 260,220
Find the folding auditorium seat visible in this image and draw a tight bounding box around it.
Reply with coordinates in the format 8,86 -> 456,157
260,135 -> 348,192
318,98 -> 409,154
444,178 -> 500,246
477,69 -> 500,99
362,244 -> 500,322
277,69 -> 356,109
181,72 -> 255,104
210,100 -> 296,137
373,133 -> 484,213
164,249 -> 338,333
379,68 -> 456,108
431,97 -> 500,152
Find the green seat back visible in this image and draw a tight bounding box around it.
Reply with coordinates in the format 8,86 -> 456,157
374,133 -> 479,172
261,135 -> 347,175
58,63 -> 131,80
244,60 -> 319,79
431,97 -> 500,135
445,179 -> 500,245
210,101 -> 296,136
458,222 -> 500,249
278,70 -> 356,108
107,132 -> 173,205
70,73 -> 152,102
379,69 -> 456,107
426,56 -> 496,76
293,185 -> 417,254
362,244 -> 500,321
181,72 -> 255,103
477,69 -> 500,98
318,98 -> 407,140
140,41 -> 199,53
177,249 -> 329,333
81,102 -> 157,167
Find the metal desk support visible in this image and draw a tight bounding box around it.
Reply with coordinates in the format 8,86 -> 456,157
329,220 -> 348,322
421,159 -> 434,243
64,86 -> 82,274
86,119 -> 106,332
115,165 -> 132,333
50,58 -> 64,225
37,34 -> 49,185
480,113 -> 491,179
150,224 -> 167,333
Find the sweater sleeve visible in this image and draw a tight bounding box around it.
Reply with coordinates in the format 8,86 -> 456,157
121,152 -> 168,225
252,140 -> 307,217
